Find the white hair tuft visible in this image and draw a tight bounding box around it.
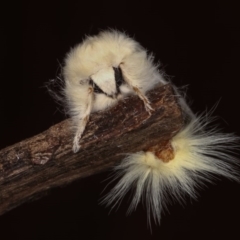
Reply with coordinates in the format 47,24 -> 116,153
102,113 -> 239,225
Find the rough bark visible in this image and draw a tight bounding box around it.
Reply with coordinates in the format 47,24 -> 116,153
0,84 -> 184,215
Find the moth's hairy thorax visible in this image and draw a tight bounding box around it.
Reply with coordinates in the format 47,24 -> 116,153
62,30 -> 166,153
63,32 -> 141,84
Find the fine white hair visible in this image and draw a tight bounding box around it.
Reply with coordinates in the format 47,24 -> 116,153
102,113 -> 239,226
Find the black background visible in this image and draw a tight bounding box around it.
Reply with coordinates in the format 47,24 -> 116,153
1,1 -> 240,239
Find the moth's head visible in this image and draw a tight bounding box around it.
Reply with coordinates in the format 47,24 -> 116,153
90,66 -> 124,98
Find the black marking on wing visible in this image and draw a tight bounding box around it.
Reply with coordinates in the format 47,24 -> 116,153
89,79 -> 105,94
113,67 -> 125,94
89,78 -> 115,98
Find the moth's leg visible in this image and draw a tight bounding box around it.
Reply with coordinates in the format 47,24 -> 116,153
72,87 -> 94,153
72,116 -> 89,153
120,64 -> 153,114
132,86 -> 153,114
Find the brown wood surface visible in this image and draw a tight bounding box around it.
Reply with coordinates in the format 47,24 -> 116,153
0,84 -> 184,215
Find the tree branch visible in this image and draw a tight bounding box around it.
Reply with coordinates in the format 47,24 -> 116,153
0,84 -> 184,215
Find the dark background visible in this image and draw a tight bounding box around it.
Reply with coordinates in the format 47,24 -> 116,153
1,1 -> 240,239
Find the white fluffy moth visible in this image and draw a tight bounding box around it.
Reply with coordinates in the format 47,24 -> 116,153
56,30 -> 239,225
